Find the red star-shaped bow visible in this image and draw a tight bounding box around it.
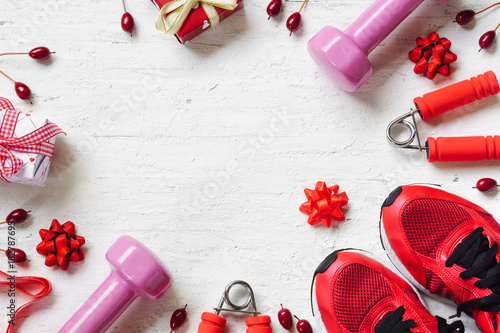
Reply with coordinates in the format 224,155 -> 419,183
299,181 -> 349,228
409,32 -> 457,80
36,219 -> 85,270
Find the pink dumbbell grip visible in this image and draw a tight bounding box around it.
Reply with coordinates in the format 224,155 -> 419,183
59,236 -> 173,333
60,272 -> 136,333
345,0 -> 424,55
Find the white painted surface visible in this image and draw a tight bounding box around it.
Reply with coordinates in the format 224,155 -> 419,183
1,0 -> 499,332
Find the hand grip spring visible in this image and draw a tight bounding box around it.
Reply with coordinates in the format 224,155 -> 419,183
197,281 -> 272,333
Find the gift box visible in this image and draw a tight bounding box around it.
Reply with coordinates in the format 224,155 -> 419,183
153,0 -> 244,44
0,97 -> 65,186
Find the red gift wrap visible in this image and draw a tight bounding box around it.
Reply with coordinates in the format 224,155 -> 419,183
153,0 -> 244,44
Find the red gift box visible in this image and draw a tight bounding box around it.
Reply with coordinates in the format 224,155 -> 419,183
153,0 -> 244,44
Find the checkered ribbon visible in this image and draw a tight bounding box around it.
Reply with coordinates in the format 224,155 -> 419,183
0,97 -> 65,179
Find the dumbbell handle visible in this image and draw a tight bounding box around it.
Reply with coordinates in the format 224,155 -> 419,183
426,136 -> 500,162
59,271 -> 137,333
414,71 -> 499,120
346,0 -> 424,55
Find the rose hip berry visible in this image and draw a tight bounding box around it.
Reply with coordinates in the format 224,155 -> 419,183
278,304 -> 293,330
121,0 -> 135,36
170,304 -> 187,332
474,178 -> 499,192
455,10 -> 475,25
29,47 -> 53,61
266,0 -> 282,19
294,315 -> 313,333
286,12 -> 302,35
0,46 -> 54,101
4,209 -> 30,225
455,3 -> 500,26
455,4 -> 500,52
4,248 -> 27,263
121,12 -> 135,36
14,82 -> 32,101
0,70 -> 33,103
479,30 -> 497,51
286,0 -> 308,36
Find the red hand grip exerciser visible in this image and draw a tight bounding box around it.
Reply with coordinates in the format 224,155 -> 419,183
197,281 -> 272,333
387,71 -> 500,162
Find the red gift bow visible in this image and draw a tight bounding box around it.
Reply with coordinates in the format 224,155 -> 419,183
299,181 -> 349,228
36,219 -> 85,271
408,32 -> 457,80
0,97 -> 65,179
155,0 -> 237,35
0,269 -> 51,333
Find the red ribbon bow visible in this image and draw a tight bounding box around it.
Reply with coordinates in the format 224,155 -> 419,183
408,32 -> 457,80
299,181 -> 349,228
0,97 -> 65,179
36,219 -> 85,271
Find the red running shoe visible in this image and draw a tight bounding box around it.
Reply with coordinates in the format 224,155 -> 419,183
312,249 -> 463,333
381,185 -> 500,333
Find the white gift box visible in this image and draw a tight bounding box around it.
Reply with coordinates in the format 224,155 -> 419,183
0,110 -> 59,186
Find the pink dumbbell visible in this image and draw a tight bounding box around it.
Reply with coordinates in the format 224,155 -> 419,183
308,0 -> 440,92
59,236 -> 173,333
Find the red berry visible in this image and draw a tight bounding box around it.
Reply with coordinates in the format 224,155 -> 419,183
294,316 -> 313,333
479,30 -> 496,51
121,12 -> 135,36
170,304 -> 187,331
278,304 -> 293,330
475,178 -> 498,192
286,12 -> 302,36
6,248 -> 27,263
29,47 -> 52,61
455,10 -> 475,25
14,82 -> 31,101
266,0 -> 282,19
6,209 -> 30,224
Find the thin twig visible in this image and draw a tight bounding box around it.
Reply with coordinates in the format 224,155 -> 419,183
0,70 -> 16,83
477,2 -> 500,15
298,0 -> 308,13
0,52 -> 28,57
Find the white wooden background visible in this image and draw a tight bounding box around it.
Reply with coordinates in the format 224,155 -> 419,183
1,0 -> 500,331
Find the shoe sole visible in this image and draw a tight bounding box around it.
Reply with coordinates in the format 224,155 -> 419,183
312,278 -> 329,333
311,248 -> 428,333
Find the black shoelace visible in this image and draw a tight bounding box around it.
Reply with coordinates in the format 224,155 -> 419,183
446,227 -> 500,316
374,306 -> 464,333
375,306 -> 416,333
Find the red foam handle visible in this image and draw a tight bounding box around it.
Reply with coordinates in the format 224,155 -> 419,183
198,312 -> 227,333
426,136 -> 500,162
246,315 -> 272,333
414,71 -> 499,120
